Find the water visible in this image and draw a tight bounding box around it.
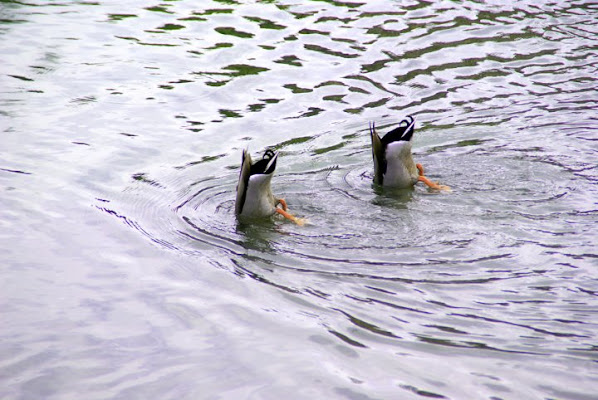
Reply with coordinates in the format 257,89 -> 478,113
1,0 -> 597,398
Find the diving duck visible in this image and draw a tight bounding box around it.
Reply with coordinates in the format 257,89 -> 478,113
370,116 -> 449,190
235,149 -> 303,224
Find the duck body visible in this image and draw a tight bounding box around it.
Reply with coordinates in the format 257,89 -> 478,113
371,116 -> 450,191
381,141 -> 419,188
240,173 -> 276,217
371,116 -> 418,188
235,149 -> 278,217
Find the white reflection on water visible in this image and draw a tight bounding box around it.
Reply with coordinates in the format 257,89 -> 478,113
1,0 -> 597,399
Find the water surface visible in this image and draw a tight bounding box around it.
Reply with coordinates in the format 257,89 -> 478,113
1,0 -> 597,399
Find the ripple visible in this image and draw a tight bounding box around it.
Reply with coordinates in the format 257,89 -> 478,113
103,129 -> 586,296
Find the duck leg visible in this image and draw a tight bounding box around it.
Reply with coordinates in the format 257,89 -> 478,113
275,199 -> 305,226
417,175 -> 451,191
277,198 -> 288,211
416,163 -> 425,176
416,163 -> 450,191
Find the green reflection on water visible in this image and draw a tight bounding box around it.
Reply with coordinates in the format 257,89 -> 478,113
107,13 -> 137,21
157,23 -> 185,31
215,26 -> 254,38
223,64 -> 269,76
245,16 -> 286,30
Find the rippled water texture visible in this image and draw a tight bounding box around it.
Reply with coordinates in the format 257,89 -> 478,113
2,0 -> 597,399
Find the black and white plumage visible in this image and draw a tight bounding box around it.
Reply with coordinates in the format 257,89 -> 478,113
370,116 -> 450,190
235,149 -> 279,217
370,116 -> 419,188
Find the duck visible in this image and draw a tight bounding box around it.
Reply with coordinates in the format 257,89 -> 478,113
370,116 -> 449,190
235,149 -> 303,225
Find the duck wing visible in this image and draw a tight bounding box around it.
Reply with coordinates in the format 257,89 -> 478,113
235,149 -> 252,215
370,122 -> 386,185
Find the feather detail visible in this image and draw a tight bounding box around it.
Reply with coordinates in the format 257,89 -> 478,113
235,149 -> 279,217
370,116 -> 419,188
235,149 -> 252,215
370,122 -> 386,185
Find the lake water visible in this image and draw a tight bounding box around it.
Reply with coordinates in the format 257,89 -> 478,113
1,0 -> 597,399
